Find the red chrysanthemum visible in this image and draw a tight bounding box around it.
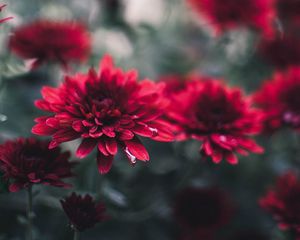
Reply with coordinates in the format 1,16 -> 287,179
0,4 -> 12,24
187,0 -> 276,36
174,187 -> 233,239
32,55 -> 173,174
0,137 -> 75,192
253,68 -> 300,133
259,172 -> 300,236
167,78 -> 263,164
258,32 -> 300,69
60,192 -> 108,232
9,19 -> 91,69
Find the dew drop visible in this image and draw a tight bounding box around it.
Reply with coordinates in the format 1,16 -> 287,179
125,147 -> 136,164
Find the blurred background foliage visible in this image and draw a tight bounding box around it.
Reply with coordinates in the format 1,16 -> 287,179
0,0 -> 294,239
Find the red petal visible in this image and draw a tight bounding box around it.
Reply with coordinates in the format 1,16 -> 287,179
98,141 -> 109,156
97,152 -> 114,174
105,139 -> 118,155
124,138 -> 149,161
225,152 -> 238,165
76,139 -> 97,158
119,130 -> 134,140
32,124 -> 55,136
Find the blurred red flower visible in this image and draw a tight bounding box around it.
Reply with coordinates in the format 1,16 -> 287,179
258,32 -> 300,69
60,192 -> 107,232
259,172 -> 300,236
187,0 -> 275,36
174,187 -> 232,239
0,4 -> 12,24
0,138 -> 75,192
253,68 -> 300,133
167,78 -> 263,164
9,20 -> 91,69
32,55 -> 173,174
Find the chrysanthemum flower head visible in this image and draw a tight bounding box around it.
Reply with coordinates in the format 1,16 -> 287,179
167,78 -> 263,164
259,172 -> 300,236
187,0 -> 276,36
0,4 -> 12,24
174,187 -> 233,238
254,68 -> 300,133
8,19 -> 91,69
32,54 -> 173,174
60,192 -> 108,232
0,137 -> 75,192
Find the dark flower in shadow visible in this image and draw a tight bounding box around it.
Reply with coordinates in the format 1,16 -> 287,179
60,192 -> 108,232
174,187 -> 233,239
9,19 -> 91,69
258,32 -> 300,69
0,138 -> 75,192
260,172 -> 300,236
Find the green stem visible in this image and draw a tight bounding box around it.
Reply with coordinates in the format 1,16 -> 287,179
73,230 -> 80,240
27,185 -> 33,240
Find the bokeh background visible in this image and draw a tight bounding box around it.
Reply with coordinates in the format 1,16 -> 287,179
0,0 -> 296,239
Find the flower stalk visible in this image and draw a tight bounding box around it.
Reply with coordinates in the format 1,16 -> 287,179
73,230 -> 80,240
27,185 -> 33,240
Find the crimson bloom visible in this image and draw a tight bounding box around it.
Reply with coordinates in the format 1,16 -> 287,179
9,20 -> 91,69
32,55 -> 173,174
0,4 -> 12,24
187,0 -> 275,36
167,78 -> 263,164
0,138 -> 75,192
253,68 -> 300,133
259,172 -> 300,236
174,187 -> 232,239
60,192 -> 107,232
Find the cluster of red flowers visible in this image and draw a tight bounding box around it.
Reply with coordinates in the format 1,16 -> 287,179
260,172 -> 300,237
60,192 -> 108,232
0,138 -> 75,192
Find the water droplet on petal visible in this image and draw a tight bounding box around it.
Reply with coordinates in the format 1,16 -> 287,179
125,147 -> 136,164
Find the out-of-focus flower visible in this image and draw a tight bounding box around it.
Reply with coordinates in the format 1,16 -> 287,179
259,172 -> 300,236
60,192 -> 107,232
167,78 -> 263,164
0,138 -> 75,192
258,32 -> 300,69
253,68 -> 300,133
276,0 -> 300,24
187,0 -> 276,36
32,54 -> 173,174
9,20 -> 91,69
0,4 -> 12,24
174,187 -> 232,239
